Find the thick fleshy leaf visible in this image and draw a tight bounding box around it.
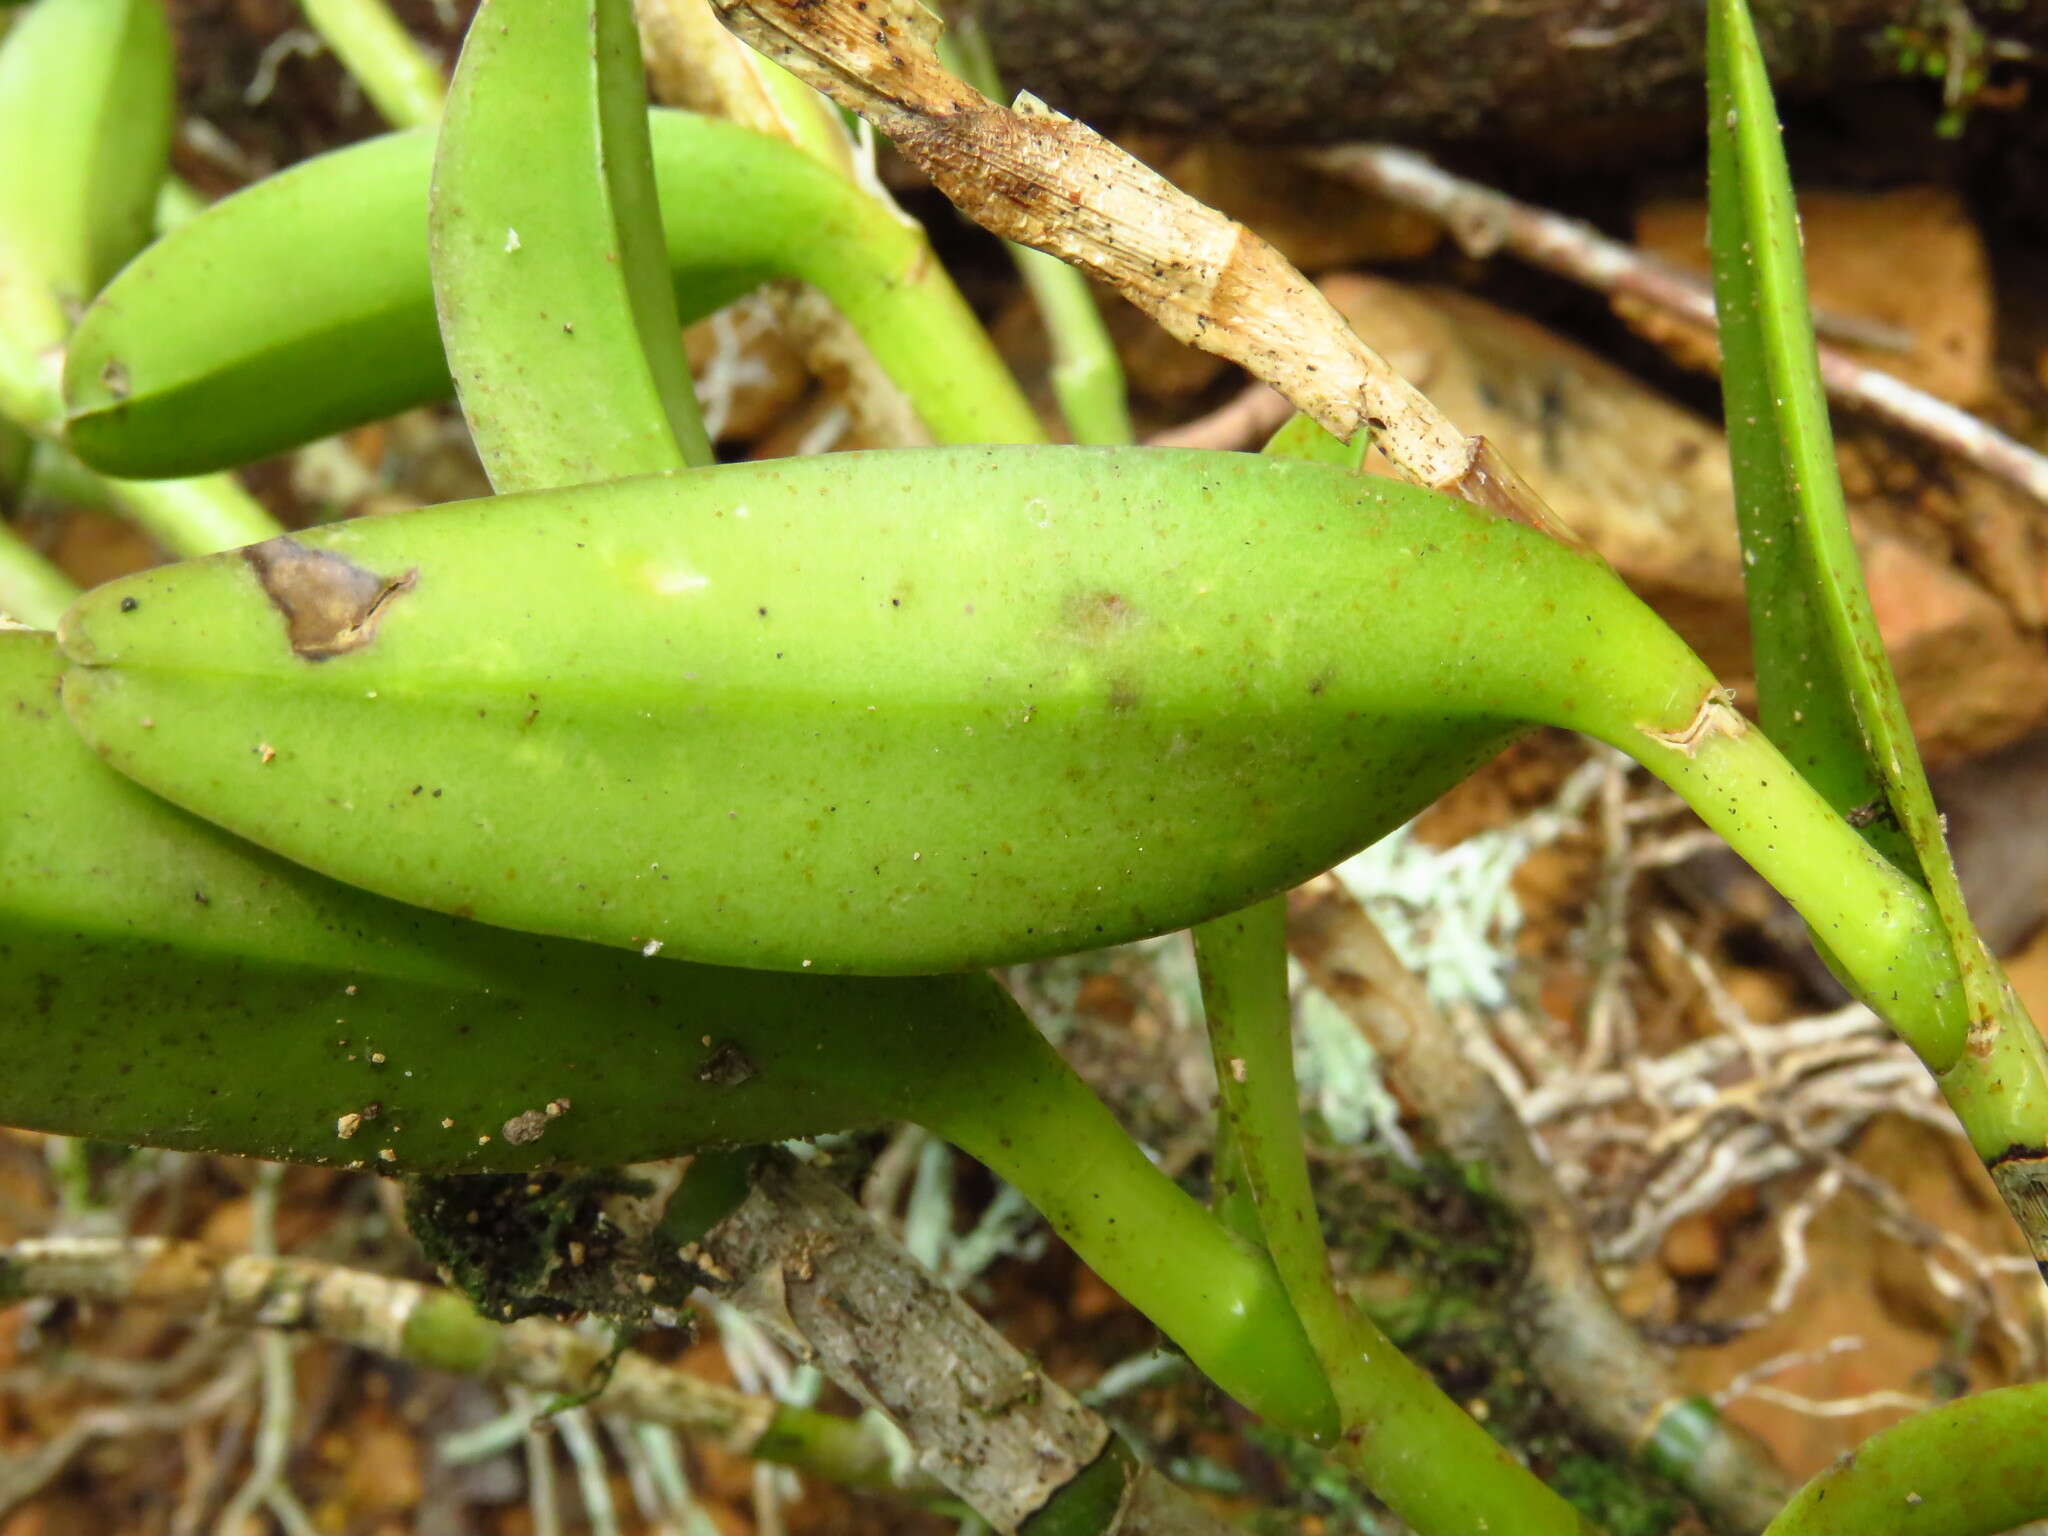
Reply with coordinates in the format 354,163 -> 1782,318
1709,0 -> 2048,1274
0,628 -> 1031,1171
430,0 -> 709,485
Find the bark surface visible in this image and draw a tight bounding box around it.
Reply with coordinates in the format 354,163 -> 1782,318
975,0 -> 2048,144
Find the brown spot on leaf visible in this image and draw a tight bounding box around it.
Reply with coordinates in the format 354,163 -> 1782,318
243,537 -> 416,661
697,1040 -> 758,1087
1064,588 -> 1137,641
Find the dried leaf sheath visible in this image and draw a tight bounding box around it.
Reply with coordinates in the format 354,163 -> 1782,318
714,0 -> 1586,548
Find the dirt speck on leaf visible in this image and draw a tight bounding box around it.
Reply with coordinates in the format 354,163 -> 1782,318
501,1109 -> 551,1146
697,1041 -> 758,1087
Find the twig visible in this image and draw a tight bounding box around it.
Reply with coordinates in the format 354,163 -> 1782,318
693,1151 -> 1254,1536
712,0 -> 1588,548
1305,143 -> 2048,511
1286,878 -> 1792,1534
0,1235 -> 933,1500
0,1349 -> 260,1518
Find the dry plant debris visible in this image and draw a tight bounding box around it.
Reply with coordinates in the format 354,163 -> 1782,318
1325,748 -> 2048,1463
1307,144 -> 2048,512
711,0 -> 1588,547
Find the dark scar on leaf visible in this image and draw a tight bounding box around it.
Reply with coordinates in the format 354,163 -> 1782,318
243,537 -> 417,660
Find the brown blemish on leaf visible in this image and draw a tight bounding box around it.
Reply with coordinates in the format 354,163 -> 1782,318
1063,588 -> 1137,641
243,537 -> 417,660
697,1040 -> 758,1087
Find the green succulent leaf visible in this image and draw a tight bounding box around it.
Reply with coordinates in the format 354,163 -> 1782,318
50,443 -> 1963,1067
62,113 -> 1039,480
431,0 -> 709,486
1709,0 -> 2048,1271
0,626 -> 1024,1169
1762,1382 -> 2048,1536
6,618 -> 1346,1438
58,446 -> 1678,975
0,0 -> 171,429
1707,0 -> 1913,862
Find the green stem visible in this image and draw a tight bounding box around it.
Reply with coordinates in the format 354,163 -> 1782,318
1620,709 -> 1967,1071
942,20 -> 1130,446
1762,1382 -> 2048,1536
915,1014 -> 1338,1440
0,284 -> 64,436
299,0 -> 446,129
1932,965 -> 2048,1278
154,174 -> 206,234
1193,900 -> 1596,1536
105,470 -> 282,557
1207,1091 -> 1262,1247
814,187 -> 1044,447
22,438 -> 116,511
1012,245 -> 1132,445
1616,702 -> 2048,1267
0,519 -> 76,626
1263,411 -> 1371,468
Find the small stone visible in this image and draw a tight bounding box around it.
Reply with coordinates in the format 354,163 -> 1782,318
1660,1212 -> 1724,1280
